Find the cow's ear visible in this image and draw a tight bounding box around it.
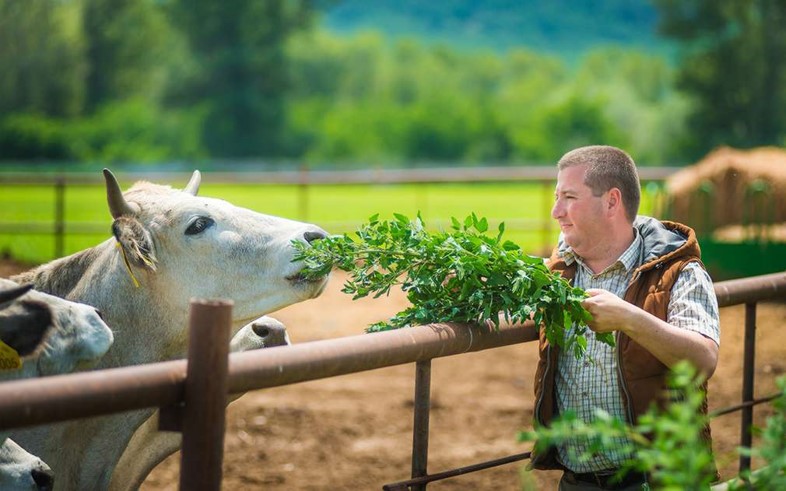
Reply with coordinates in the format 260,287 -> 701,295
112,216 -> 157,271
0,283 -> 34,307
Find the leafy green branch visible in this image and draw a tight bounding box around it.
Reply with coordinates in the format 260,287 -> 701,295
728,376 -> 786,490
519,363 -> 786,490
293,212 -> 614,359
519,362 -> 718,490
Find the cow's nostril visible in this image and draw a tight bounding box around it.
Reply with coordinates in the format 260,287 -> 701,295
248,319 -> 289,347
303,230 -> 327,244
31,466 -> 54,490
252,324 -> 270,338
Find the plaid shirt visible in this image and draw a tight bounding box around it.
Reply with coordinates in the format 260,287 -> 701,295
554,228 -> 720,472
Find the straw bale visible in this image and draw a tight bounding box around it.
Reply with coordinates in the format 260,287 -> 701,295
664,146 -> 786,234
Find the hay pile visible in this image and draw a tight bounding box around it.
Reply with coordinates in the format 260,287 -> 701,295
664,146 -> 786,236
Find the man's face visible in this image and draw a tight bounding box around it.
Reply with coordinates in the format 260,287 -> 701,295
551,164 -> 608,256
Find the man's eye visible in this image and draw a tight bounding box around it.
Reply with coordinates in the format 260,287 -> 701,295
185,217 -> 215,235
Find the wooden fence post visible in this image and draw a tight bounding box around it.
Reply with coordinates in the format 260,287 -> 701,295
54,176 -> 65,258
179,299 -> 233,491
739,302 -> 757,474
411,359 -> 432,491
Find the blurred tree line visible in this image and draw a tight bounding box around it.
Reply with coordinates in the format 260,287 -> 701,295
654,0 -> 786,159
0,0 -> 783,167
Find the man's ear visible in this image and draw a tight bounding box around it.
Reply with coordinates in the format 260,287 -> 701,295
606,187 -> 623,216
112,216 -> 157,271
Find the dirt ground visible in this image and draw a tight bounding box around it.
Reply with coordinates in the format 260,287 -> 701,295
2,260 -> 784,490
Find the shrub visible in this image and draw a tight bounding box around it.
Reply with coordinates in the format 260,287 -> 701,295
518,363 -> 786,490
66,98 -> 205,163
0,113 -> 70,160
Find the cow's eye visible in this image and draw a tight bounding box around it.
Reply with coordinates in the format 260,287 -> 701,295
185,216 -> 215,235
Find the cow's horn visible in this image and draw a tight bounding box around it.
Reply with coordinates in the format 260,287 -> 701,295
103,169 -> 140,218
183,170 -> 201,196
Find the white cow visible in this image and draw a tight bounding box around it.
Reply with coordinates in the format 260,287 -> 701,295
110,316 -> 289,491
1,279 -> 114,490
0,279 -> 113,380
10,169 -> 329,490
0,440 -> 52,491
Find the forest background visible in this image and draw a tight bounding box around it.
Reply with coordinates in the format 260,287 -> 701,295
1,0 -> 785,170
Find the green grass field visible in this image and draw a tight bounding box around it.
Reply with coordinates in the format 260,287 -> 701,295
0,179 -> 656,265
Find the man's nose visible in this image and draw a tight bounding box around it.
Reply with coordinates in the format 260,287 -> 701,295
551,200 -> 563,219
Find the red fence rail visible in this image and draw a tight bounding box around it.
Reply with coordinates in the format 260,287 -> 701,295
0,271 -> 784,489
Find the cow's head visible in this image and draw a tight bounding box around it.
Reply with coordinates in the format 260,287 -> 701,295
103,169 -> 330,324
0,280 -> 111,490
0,438 -> 54,491
0,279 -> 114,379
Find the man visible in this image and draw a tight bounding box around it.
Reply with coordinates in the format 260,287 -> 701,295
531,145 -> 720,490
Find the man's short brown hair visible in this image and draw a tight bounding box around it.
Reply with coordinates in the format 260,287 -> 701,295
557,145 -> 641,222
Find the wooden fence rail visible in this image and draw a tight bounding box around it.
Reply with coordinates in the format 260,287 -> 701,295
0,166 -> 681,186
0,166 -> 678,259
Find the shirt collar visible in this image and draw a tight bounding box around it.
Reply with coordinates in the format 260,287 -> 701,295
560,227 -> 642,274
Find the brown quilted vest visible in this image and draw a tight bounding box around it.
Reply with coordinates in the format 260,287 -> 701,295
530,219 -> 716,476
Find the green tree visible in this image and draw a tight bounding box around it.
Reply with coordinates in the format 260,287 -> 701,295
0,0 -> 86,118
82,0 -> 183,111
571,48 -> 691,165
66,98 -> 205,163
510,94 -> 629,163
286,29 -> 683,165
287,33 -> 511,165
167,0 -> 316,158
654,0 -> 786,157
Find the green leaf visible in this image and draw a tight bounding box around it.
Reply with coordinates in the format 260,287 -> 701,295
596,332 -> 615,347
502,240 -> 520,251
477,216 -> 489,233
496,221 -> 506,242
393,212 -> 409,224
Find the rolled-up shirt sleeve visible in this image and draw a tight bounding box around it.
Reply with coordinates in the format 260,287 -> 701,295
668,261 -> 721,346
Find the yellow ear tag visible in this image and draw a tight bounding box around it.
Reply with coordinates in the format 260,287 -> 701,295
0,339 -> 22,371
115,240 -> 141,288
